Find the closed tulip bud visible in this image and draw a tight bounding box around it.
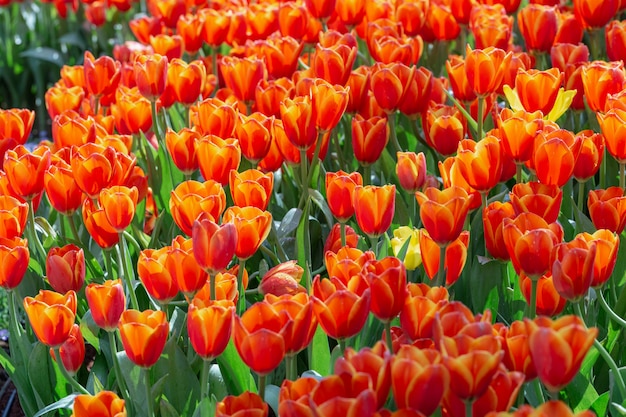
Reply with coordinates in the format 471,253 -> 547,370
574,230 -> 619,288
118,309 -> 168,368
133,54 -> 168,101
86,280 -> 126,332
0,237 -> 29,290
51,324 -> 85,375
483,202 -> 515,262
353,184 -> 395,238
588,187 -> 626,234
259,260 -> 305,297
416,186 -> 473,246
510,182 -> 563,224
98,185 -> 139,233
192,214 -> 238,274
552,241 -> 596,302
326,171 -> 363,223
390,226 -> 421,270
223,206 -> 272,261
46,244 -> 85,293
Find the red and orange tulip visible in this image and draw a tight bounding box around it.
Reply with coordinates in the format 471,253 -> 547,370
259,261 -> 305,297
85,280 -> 126,332
464,46 -> 512,97
46,244 -> 85,294
510,182 -> 563,224
192,214 -> 238,274
133,53 -> 168,101
353,184 -> 395,238
81,199 -> 120,249
415,186 -> 473,246
352,115 -> 389,166
138,247 -> 178,304
165,128 -> 199,176
362,256 -> 407,321
581,61 -> 626,113
456,136 -> 503,193
420,230 -> 470,286
521,273 -> 567,317
169,180 -> 226,236
188,299 -> 234,360
574,230 -> 619,288
532,129 -> 582,187
483,201 -> 516,261
98,185 -> 139,233
24,290 -> 77,347
118,309 -> 169,368
551,240 -> 596,302
223,206 -> 272,261
3,145 -> 51,201
196,135 -> 242,186
230,169 -> 274,211
597,108 -> 626,164
72,391 -> 126,417
587,187 -> 626,234
0,237 -> 29,290
220,56 -> 267,106
216,392 -> 268,417
52,323 -> 85,375
325,171 -> 363,223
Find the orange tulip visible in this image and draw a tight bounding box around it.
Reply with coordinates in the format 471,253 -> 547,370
581,61 -> 626,113
165,59 -> 206,106
72,391 -> 126,417
391,346 -> 449,416
325,171 -> 363,223
420,230 -> 470,286
133,53 -> 168,101
470,5 -> 513,51
573,0 -> 619,29
496,108 -> 543,164
196,135 -> 241,186
415,186 -> 473,246
111,86 -> 153,135
223,206 -> 272,261
70,143 -> 117,199
150,34 -> 184,61
233,301 -> 286,375
280,95 -> 318,150
396,152 -> 427,194
193,271 -> 239,304
518,4 -> 558,53
336,349 -> 391,409
45,84 -> 84,119
510,182 -> 563,224
422,2 -> 460,42
98,186 -> 139,233
199,8 -> 229,47
573,130 -> 604,182
83,51 -> 121,100
118,309 -> 168,368
325,246 -> 375,287
598,108 -> 626,163
220,56 -> 267,106
311,275 -> 371,341
165,127 -> 199,175
446,55 -> 476,103
265,292 -> 317,355
521,273 -> 567,317
216,392 -> 268,417
323,223 -> 360,255
422,104 -> 466,157
3,144 -> 51,200
169,180 -> 226,236
503,212 -> 563,279
192,214 -> 238,274
483,201 -> 515,261
259,260 -> 305,297
363,256 -> 407,321
85,280 -> 126,332
370,62 -> 416,113
0,195 -> 28,239
176,13 -> 203,55
526,315 -> 597,393
498,321 -> 537,381
138,247 -> 178,303
312,43 -> 358,87
353,184 -> 395,238
532,129 -> 582,187
606,20 -> 626,62
0,108 -> 35,146
465,46 -> 512,97
552,240 -> 596,302
255,78 -> 294,118
51,323 -> 85,375
51,111 -> 97,149
0,237 -> 29,290
81,199 -> 120,249
456,136 -> 503,193
229,169 -> 274,211
24,290 -> 77,347
191,97 -> 238,138
46,244 -> 84,294
587,187 -> 626,234
352,115 -> 389,166
514,68 -> 563,115
304,0 -> 335,19
188,299 -> 234,360
166,235 -> 211,298
574,230 -> 619,288
44,162 -> 84,216
235,112 -> 272,164
311,80 -> 349,134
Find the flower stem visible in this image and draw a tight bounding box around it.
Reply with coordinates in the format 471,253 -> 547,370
598,289 -> 626,328
258,374 -> 267,401
53,348 -> 89,395
384,321 -> 393,353
200,360 -> 210,417
531,378 -> 545,404
340,222 -> 346,247
108,331 -> 130,402
574,301 -> 626,400
577,180 -> 585,215
66,213 -> 81,243
516,163 -> 523,184
435,244 -> 447,287
338,338 -> 347,356
209,272 -> 216,302
103,248 -> 117,280
298,149 -> 309,210
117,234 -> 139,310
476,96 -> 484,141
465,399 -> 473,417
285,354 -> 297,381
27,199 -> 47,264
388,112 -> 402,157
144,367 -> 155,417
369,235 -> 380,259
236,259 -> 247,316
620,162 -> 625,191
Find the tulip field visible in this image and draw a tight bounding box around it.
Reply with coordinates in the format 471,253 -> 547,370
1,0 -> 626,416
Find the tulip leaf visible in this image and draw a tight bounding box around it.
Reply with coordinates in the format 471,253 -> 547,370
19,47 -> 65,67
32,394 -> 78,417
117,352 -> 149,414
160,399 -> 181,417
216,340 -> 256,395
309,326 -> 330,377
191,396 -> 216,417
264,384 -> 280,416
208,364 -> 229,401
308,189 -> 334,231
563,371 -> 599,413
153,339 -> 201,415
79,310 -> 100,352
611,402 -> 626,416
277,208 -> 302,238
572,200 -> 596,235
589,392 -> 609,416
28,342 -> 64,410
469,258 -> 502,318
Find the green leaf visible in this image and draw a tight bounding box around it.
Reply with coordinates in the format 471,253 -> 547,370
309,326 -> 330,376
160,399 -> 181,417
309,189 -> 334,231
208,364 -> 229,402
564,371 -> 599,413
191,396 -> 216,417
79,310 -> 101,352
216,340 -> 255,395
32,394 -> 78,417
118,352 -> 148,414
153,339 -> 201,415
590,392 -> 610,417
28,343 -> 56,409
277,208 -> 302,238
469,258 -> 503,317
264,384 -> 280,416
572,196 -> 596,235
20,47 -> 65,67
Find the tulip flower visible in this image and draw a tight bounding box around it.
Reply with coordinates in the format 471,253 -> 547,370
420,230 -> 470,287
510,182 -> 563,224
353,184 -> 395,238
498,320 -> 537,381
259,260 -> 305,297
526,315 -> 597,394
169,180 -> 226,236
188,299 -> 234,360
573,130 -> 604,183
222,206 -> 272,261
85,280 -> 126,332
196,136 -> 242,186
416,186 -> 473,246
165,128 -> 200,176
236,113 -> 272,164
98,186 -> 139,233
216,392 -> 268,417
423,104 -> 466,157
323,223 -> 359,255
44,162 -> 84,216
0,237 -> 29,290
587,187 -> 626,234
551,241 -> 597,302
137,247 -> 178,304
352,115 -> 389,166
362,256 -> 407,322
532,129 -> 582,187
133,54 -> 168,102
465,45 -> 512,97
192,214 -> 238,275
165,58 -> 206,106
46,244 -> 85,294
581,61 -> 625,113
574,230 -> 619,288
325,171 -> 363,223
51,324 -> 85,376
0,108 -> 35,148
0,195 -> 28,240
191,98 -> 238,138
573,0 -> 619,29
24,290 -> 77,348
396,152 -> 427,194
70,143 -> 117,199
390,226 -> 422,270
3,145 -> 51,201
229,169 -> 274,212
72,391 -> 126,417
118,309 -> 168,368
518,4 -> 558,53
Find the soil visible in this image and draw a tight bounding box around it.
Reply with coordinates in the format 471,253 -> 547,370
0,369 -> 25,417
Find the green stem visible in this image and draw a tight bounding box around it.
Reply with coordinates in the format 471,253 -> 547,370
574,301 -> 626,400
66,213 -> 81,243
369,235 -> 380,259
144,367 -> 155,417
435,244 -> 447,287
53,348 -> 89,394
598,290 -> 626,328
528,277 -> 538,319
151,99 -> 176,189
298,149 -> 309,210
409,192 -> 418,228
480,191 -> 488,255
259,244 -> 280,265
531,378 -> 545,404
384,321 -> 393,353
103,248 -> 117,280
340,222 -> 346,247
8,291 -> 27,365
363,164 -> 371,186
550,390 -> 559,401
117,234 -> 139,310
338,338 -> 347,356
27,199 -> 47,264
332,131 -> 346,171
209,272 -> 216,302
577,180 -> 585,215
516,163 -> 523,185
236,259 -> 247,316
476,96 -> 484,141
269,222 -> 289,263
200,360 -> 210,417
465,399 -> 473,417
305,130 -> 325,190
286,354 -> 297,381
388,112 -> 402,157
620,162 -> 625,191
258,374 -> 267,402
108,331 -> 130,402
600,147 -> 606,190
